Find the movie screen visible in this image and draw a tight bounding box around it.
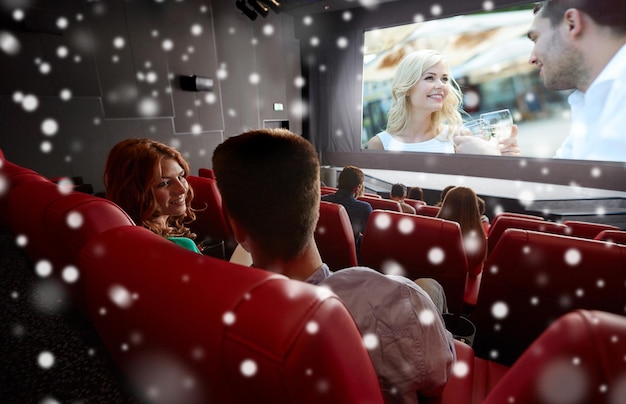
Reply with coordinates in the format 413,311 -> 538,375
361,5 -> 574,159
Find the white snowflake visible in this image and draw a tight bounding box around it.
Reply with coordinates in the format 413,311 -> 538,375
240,359 -> 257,377
38,351 -> 55,369
452,360 -> 469,378
35,260 -> 53,278
491,301 -> 509,319
109,284 -> 133,309
363,333 -> 379,350
427,247 -> 445,265
62,265 -> 80,283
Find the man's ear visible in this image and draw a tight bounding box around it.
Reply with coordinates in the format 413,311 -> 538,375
563,8 -> 584,38
227,216 -> 250,252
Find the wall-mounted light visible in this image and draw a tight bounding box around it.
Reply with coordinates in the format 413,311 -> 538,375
235,0 -> 280,21
262,0 -> 281,13
179,75 -> 213,92
235,0 -> 257,20
248,0 -> 269,18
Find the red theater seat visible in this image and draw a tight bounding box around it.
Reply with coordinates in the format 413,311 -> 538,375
315,201 -> 358,270
320,186 -> 337,196
442,339 -> 509,404
444,309 -> 626,404
404,198 -> 426,210
483,310 -> 626,403
473,228 -> 626,366
0,156 -> 46,184
595,229 -> 626,244
360,211 -> 469,315
7,180 -> 68,262
198,167 -> 215,179
44,193 -> 134,308
358,195 -> 402,212
79,226 -> 383,403
415,205 -> 441,217
186,175 -> 235,257
486,216 -> 569,255
0,158 -> 52,225
563,220 -> 621,239
492,212 -> 545,223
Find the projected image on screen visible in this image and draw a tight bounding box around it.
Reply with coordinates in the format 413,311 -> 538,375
361,5 -> 572,159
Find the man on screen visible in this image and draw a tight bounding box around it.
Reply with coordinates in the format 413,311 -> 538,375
527,0 -> 626,162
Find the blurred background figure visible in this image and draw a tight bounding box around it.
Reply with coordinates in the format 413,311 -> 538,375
436,186 -> 487,276
390,183 -> 417,214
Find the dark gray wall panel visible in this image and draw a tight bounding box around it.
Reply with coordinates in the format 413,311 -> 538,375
122,0 -> 174,119
84,0 -> 142,118
160,0 -> 224,134
0,95 -> 107,185
254,12 -> 289,123
284,39 -> 302,135
1,0 -> 302,190
212,0 -> 262,136
0,33 -> 55,95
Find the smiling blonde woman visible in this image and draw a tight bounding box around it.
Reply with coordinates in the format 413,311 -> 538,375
366,49 -> 464,152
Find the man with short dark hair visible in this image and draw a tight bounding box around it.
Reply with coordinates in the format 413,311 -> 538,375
390,183 -> 417,214
527,0 -> 626,161
322,165 -> 372,244
212,129 -> 455,402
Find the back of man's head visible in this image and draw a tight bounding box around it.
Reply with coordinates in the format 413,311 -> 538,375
390,183 -> 407,199
534,0 -> 625,35
212,128 -> 320,260
337,166 -> 364,192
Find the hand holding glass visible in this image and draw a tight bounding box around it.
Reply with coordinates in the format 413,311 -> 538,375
480,109 -> 513,142
463,109 -> 513,142
464,119 -> 486,140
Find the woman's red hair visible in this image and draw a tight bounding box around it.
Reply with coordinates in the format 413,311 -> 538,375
104,138 -> 196,239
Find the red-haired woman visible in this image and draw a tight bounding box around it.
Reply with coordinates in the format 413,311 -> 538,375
104,138 -> 200,253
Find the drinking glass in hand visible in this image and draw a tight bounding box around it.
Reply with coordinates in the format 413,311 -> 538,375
464,119 -> 488,140
480,109 -> 513,142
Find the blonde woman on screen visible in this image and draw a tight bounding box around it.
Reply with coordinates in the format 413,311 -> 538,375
367,49 -> 519,155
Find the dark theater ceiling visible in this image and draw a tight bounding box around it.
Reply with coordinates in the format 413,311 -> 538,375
279,0 -> 401,16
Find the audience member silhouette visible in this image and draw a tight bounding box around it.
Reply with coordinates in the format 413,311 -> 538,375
390,183 -> 417,214
322,166 -> 373,246
435,185 -> 455,207
436,186 -> 487,276
407,186 -> 424,201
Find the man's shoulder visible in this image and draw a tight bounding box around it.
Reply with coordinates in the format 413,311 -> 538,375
400,202 -> 416,214
322,267 -> 425,298
353,198 -> 373,212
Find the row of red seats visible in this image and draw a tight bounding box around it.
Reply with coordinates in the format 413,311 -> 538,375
314,195 -> 626,401
487,213 -> 622,255
315,198 -> 626,356
354,210 -> 626,365
316,185 -> 626,314
4,155 -> 626,402
324,184 -> 622,244
315,189 -> 626,401
321,185 -> 433,214
0,156 -> 384,402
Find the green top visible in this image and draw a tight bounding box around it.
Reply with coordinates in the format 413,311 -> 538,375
168,237 -> 201,254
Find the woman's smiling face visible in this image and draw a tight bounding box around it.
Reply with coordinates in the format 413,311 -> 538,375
153,158 -> 188,221
406,61 -> 450,112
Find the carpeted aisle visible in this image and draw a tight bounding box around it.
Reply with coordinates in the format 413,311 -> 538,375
0,224 -> 140,403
